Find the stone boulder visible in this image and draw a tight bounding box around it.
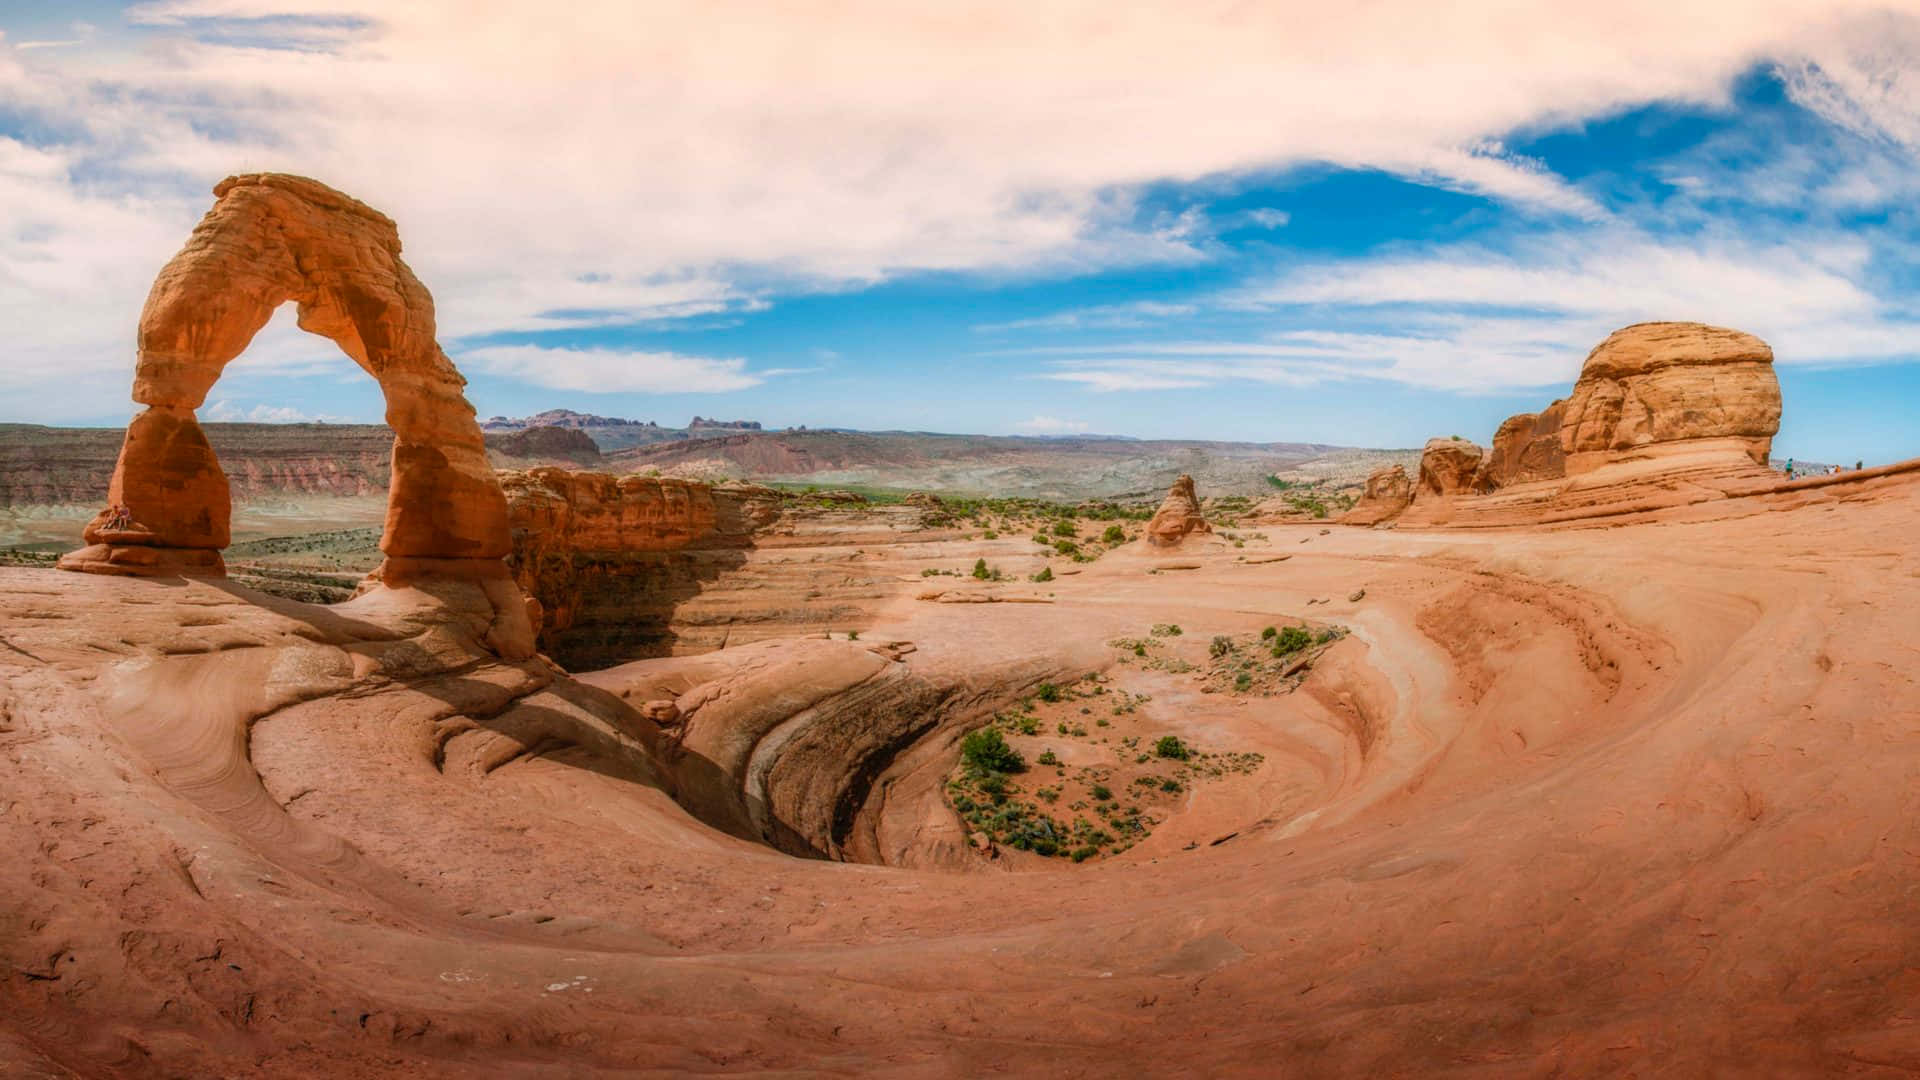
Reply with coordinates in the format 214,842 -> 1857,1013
1476,402 -> 1568,490
1145,474 -> 1211,547
1417,437 -> 1485,498
1557,322 -> 1780,473
1344,464 -> 1412,526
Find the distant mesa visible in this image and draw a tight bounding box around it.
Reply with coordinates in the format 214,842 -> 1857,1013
688,416 -> 764,431
483,408 -> 661,431
484,424 -> 602,463
1146,473 -> 1212,547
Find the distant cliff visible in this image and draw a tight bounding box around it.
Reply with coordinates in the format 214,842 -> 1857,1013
0,423 -> 392,507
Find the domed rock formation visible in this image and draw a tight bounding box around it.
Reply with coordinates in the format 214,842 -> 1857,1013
1145,474 -> 1211,547
1344,463 -> 1413,525
57,173 -> 529,654
1417,437 -> 1485,497
59,173 -> 511,581
1557,321 -> 1780,473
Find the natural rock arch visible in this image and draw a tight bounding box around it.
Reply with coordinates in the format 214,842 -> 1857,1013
59,173 -> 510,580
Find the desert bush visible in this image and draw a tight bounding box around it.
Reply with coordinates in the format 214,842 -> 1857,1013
1273,626 -> 1312,654
1031,566 -> 1053,582
1037,750 -> 1060,766
962,728 -> 1026,774
1210,635 -> 1233,658
1101,524 -> 1126,544
1154,735 -> 1191,760
972,558 -> 992,580
1261,625 -> 1278,640
1052,520 -> 1078,538
1150,623 -> 1183,637
1036,682 -> 1062,703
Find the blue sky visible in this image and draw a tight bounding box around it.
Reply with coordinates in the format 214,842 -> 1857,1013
4,2 -> 1920,462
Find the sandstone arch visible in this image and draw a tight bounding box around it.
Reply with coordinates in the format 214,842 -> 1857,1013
59,173 -> 510,580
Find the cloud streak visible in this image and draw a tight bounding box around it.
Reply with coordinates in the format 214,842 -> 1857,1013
458,345 -> 764,394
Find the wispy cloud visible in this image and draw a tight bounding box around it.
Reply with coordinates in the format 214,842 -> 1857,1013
975,301 -> 1198,334
459,345 -> 763,394
1012,414 -> 1092,434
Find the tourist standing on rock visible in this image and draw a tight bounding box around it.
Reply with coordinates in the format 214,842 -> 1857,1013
1786,458 -> 1794,479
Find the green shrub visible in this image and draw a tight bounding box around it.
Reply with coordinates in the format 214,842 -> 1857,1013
971,558 -> 992,580
1037,749 -> 1060,766
1210,635 -> 1233,658
1273,626 -> 1312,654
1159,777 -> 1183,793
1070,845 -> 1099,862
1090,783 -> 1113,800
1260,625 -> 1278,640
1151,623 -> 1183,637
961,728 -> 1026,773
1053,539 -> 1079,555
1101,524 -> 1126,544
1132,643 -> 1147,657
1234,672 -> 1252,691
1052,519 -> 1077,538
1015,715 -> 1039,736
1035,682 -> 1062,703
846,630 -> 859,641
1154,735 -> 1191,760
1031,566 -> 1053,582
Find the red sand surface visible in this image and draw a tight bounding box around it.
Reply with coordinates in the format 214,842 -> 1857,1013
4,466 -> 1919,1076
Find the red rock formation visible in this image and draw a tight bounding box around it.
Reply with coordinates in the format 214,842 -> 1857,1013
1417,437 -> 1485,497
1476,402 -> 1568,490
59,174 -> 510,584
56,173 -> 529,655
1343,463 -> 1412,525
502,467 -> 782,665
1145,474 -> 1211,547
1558,322 -> 1780,473
1378,322 -> 1787,529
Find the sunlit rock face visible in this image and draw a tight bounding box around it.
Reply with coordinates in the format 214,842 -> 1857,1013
1146,474 -> 1211,547
60,173 -> 510,580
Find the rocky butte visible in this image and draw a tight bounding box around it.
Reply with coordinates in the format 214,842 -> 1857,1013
1349,320 -> 1792,528
1144,473 -> 1212,546
8,182 -> 1920,1078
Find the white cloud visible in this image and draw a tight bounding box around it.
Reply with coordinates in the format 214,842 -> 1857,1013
459,345 -> 762,394
1012,415 -> 1091,434
975,301 -> 1198,334
204,400 -> 347,423
1027,232 -> 1920,393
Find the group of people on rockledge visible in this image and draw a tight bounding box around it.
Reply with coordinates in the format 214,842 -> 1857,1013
1782,458 -> 1865,480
